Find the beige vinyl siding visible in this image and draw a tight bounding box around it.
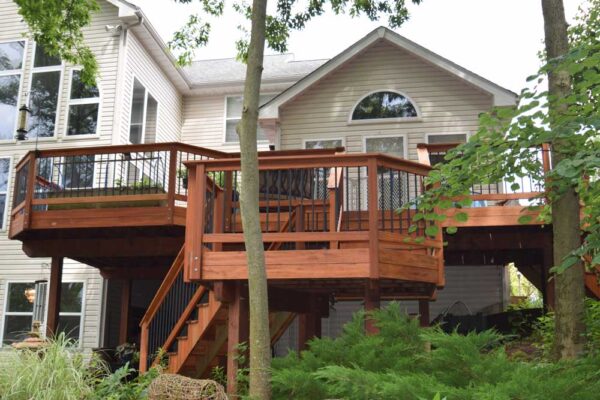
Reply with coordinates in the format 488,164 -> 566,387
279,40 -> 493,160
181,94 -> 272,152
0,0 -> 128,351
120,32 -> 182,144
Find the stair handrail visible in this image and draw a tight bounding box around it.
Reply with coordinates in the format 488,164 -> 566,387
154,285 -> 207,367
139,247 -> 186,372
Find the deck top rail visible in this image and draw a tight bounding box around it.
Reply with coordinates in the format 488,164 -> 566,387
8,144 -> 346,237
183,152 -> 443,285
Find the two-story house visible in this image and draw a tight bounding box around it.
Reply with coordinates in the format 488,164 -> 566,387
4,1 -> 592,387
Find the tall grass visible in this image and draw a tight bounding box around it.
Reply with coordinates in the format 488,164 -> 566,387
0,333 -> 98,400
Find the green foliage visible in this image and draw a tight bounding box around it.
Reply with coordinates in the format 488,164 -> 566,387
0,333 -> 95,399
172,0 -> 422,62
0,333 -> 159,400
535,299 -> 600,357
406,0 -> 600,273
15,0 -> 100,85
271,302 -> 600,400
91,364 -> 159,400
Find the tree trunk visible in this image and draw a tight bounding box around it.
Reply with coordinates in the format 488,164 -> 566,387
541,0 -> 586,360
237,0 -> 271,396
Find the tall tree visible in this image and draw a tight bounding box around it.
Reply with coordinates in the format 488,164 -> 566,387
541,0 -> 586,360
16,0 -> 422,396
408,0 -> 599,360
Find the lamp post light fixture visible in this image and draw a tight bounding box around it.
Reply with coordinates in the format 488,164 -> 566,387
16,104 -> 31,141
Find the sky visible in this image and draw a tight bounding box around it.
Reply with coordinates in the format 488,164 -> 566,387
131,0 -> 586,93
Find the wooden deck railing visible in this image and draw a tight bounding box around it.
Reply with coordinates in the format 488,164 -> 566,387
182,153 -> 443,284
8,144 -> 345,238
417,142 -> 551,206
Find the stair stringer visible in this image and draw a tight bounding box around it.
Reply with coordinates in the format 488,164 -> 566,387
168,290 -> 225,374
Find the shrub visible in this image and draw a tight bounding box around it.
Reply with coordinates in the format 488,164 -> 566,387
0,333 -> 95,400
271,302 -> 600,400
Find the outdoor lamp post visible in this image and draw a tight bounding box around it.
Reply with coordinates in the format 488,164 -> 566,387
16,105 -> 30,141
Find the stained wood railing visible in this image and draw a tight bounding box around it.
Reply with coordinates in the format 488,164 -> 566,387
139,247 -> 203,372
182,153 -> 442,284
417,142 -> 551,206
9,144 -> 345,239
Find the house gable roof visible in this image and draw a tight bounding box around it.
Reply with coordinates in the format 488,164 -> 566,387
259,26 -> 518,119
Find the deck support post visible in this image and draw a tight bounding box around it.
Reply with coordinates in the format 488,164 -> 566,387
46,256 -> 63,337
119,279 -> 132,344
297,295 -> 322,351
227,282 -> 249,397
418,300 -> 430,327
364,280 -> 380,335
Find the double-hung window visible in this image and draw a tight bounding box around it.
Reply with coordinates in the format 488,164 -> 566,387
0,40 -> 26,140
1,281 -> 85,345
66,70 -> 100,136
225,94 -> 275,143
2,282 -> 36,345
28,45 -> 62,138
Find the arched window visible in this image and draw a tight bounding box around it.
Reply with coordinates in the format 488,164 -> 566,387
351,91 -> 418,121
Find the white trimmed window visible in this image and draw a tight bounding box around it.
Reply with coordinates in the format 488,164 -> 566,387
129,78 -> 158,144
427,133 -> 467,144
352,91 -> 418,121
28,45 -> 62,138
2,282 -> 36,345
57,282 -> 84,342
225,94 -> 275,143
1,281 -> 84,346
427,133 -> 467,165
364,135 -> 406,158
304,139 -> 344,150
0,40 -> 26,140
66,70 -> 100,136
0,157 -> 10,229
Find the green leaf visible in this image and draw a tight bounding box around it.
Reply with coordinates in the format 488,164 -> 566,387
454,212 -> 468,223
425,225 -> 439,237
446,226 -> 458,234
551,255 -> 580,274
518,215 -> 533,224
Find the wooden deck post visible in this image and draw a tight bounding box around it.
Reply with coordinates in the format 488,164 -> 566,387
119,279 -> 132,344
364,280 -> 380,335
297,295 -> 322,351
418,300 -> 430,327
46,256 -> 63,337
227,282 -> 249,397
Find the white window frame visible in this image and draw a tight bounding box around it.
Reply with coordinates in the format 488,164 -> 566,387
348,89 -> 421,125
0,39 -> 28,143
1,280 -> 36,347
425,132 -> 469,144
223,93 -> 276,144
57,279 -> 86,347
302,137 -> 346,150
362,134 -> 409,159
0,279 -> 86,348
26,42 -> 65,140
63,68 -> 102,140
0,156 -> 13,231
128,76 -> 159,145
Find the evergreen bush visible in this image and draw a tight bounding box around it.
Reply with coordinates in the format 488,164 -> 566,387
271,302 -> 600,400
